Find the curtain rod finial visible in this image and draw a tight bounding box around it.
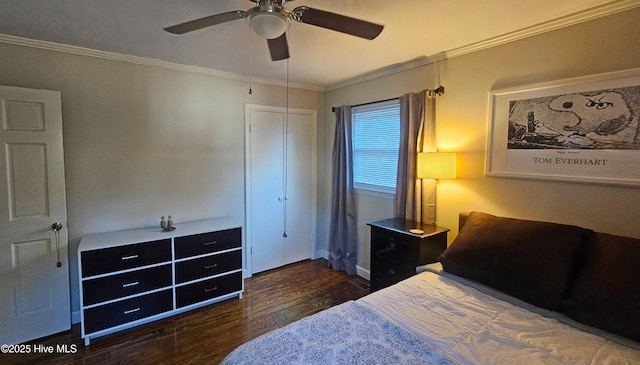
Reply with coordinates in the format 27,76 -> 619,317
435,86 -> 445,96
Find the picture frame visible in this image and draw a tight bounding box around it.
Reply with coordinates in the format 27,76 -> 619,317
486,68 -> 640,187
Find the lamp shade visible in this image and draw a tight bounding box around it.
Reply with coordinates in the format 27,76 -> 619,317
417,152 -> 456,179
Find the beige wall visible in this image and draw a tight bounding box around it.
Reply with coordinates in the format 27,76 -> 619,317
0,42 -> 320,315
1,5 -> 639,318
321,7 -> 640,276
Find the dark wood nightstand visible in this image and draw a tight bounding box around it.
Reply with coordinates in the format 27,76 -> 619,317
368,218 -> 449,291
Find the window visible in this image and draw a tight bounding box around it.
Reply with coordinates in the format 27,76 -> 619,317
352,100 -> 400,194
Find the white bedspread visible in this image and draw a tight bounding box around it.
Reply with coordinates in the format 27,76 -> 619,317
358,264 -> 640,365
222,264 -> 640,364
221,299 -> 459,364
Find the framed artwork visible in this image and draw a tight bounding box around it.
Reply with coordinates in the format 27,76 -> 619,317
486,68 -> 640,186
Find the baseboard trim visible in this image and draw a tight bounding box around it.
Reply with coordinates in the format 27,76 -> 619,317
315,250 -> 369,280
72,310 -> 80,325
314,249 -> 328,260
356,265 -> 370,281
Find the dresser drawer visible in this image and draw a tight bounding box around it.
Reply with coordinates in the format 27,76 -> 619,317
82,264 -> 172,306
175,250 -> 242,284
176,271 -> 242,308
83,289 -> 173,334
174,228 -> 241,259
81,239 -> 171,278
371,227 -> 414,253
372,256 -> 414,287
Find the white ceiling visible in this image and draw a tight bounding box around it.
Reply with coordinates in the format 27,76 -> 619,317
0,0 -> 636,89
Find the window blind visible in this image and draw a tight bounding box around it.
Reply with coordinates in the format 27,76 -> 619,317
352,100 -> 400,194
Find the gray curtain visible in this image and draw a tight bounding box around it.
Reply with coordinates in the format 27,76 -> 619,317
329,106 -> 357,275
395,90 -> 437,223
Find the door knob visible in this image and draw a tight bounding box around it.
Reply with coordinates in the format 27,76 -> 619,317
51,223 -> 63,267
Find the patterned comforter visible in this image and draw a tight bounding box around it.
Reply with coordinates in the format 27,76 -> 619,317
221,300 -> 458,365
222,264 -> 640,364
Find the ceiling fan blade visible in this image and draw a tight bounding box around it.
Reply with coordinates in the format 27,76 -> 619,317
164,10 -> 246,34
267,33 -> 290,61
293,7 -> 383,40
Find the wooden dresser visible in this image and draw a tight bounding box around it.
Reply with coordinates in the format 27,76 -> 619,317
78,219 -> 242,345
368,218 -> 449,291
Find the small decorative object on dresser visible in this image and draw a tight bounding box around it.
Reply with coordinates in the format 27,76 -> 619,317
78,219 -> 243,345
368,218 -> 449,291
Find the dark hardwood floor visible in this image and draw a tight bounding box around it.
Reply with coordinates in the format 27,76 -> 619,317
3,259 -> 370,365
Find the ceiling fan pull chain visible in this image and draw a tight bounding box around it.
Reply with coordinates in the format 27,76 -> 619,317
282,54 -> 289,238
248,24 -> 253,94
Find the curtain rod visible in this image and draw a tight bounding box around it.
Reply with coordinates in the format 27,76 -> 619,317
331,85 -> 445,112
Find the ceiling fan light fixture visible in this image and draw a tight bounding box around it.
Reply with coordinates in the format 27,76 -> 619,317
164,0 -> 384,62
248,11 -> 290,39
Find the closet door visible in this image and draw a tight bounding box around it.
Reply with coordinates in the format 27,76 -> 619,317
246,105 -> 316,275
248,110 -> 285,273
283,113 -> 314,265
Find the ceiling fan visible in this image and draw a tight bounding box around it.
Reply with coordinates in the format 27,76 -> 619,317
164,0 -> 384,61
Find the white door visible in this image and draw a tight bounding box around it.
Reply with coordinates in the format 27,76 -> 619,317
0,85 -> 70,344
248,110 -> 286,273
283,113 -> 314,264
246,105 -> 316,275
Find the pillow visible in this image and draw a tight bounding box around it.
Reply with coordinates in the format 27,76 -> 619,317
439,211 -> 593,311
563,232 -> 640,342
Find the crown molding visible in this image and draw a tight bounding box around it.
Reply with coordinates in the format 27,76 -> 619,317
325,0 -> 640,91
0,33 -> 324,92
2,0 -> 637,94
446,0 -> 640,59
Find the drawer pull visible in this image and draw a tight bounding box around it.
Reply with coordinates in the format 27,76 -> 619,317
388,268 -> 396,275
124,307 -> 140,315
204,286 -> 218,293
121,254 -> 139,261
122,281 -> 139,288
204,241 -> 218,246
204,263 -> 218,269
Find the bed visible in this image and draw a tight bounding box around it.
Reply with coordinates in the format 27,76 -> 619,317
222,212 -> 640,364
